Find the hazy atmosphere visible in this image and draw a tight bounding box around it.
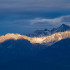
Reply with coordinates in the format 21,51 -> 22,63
0,0 -> 70,35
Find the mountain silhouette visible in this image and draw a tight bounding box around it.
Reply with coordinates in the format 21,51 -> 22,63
51,24 -> 70,34
35,38 -> 70,70
0,38 -> 70,70
30,24 -> 70,37
0,24 -> 70,70
0,38 -> 46,64
29,29 -> 51,37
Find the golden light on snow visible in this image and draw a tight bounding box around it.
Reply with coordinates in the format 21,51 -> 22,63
0,30 -> 70,44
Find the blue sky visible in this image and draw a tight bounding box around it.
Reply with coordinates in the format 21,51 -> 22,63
0,0 -> 70,35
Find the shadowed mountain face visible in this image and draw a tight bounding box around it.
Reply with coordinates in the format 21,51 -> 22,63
51,24 -> 70,34
0,38 -> 70,70
0,39 -> 46,64
30,24 -> 70,37
0,24 -> 70,70
29,29 -> 51,37
0,39 -> 32,63
33,38 -> 70,70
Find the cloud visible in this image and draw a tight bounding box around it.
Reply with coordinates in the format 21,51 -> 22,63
29,15 -> 70,28
30,15 -> 70,23
30,18 -> 61,24
0,0 -> 70,11
0,14 -> 70,35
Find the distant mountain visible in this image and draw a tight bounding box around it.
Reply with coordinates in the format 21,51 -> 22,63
1,30 -> 70,45
51,24 -> 70,34
1,31 -> 70,70
30,24 -> 70,37
1,31 -> 70,61
29,29 -> 51,37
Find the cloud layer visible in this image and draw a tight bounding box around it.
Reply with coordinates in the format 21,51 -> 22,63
0,0 -> 70,11
29,15 -> 70,28
0,15 -> 70,35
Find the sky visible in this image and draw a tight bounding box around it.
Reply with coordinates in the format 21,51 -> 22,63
0,0 -> 70,11
0,0 -> 70,35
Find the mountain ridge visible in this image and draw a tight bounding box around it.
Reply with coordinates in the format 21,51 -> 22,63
0,30 -> 70,46
51,24 -> 70,34
30,24 -> 70,37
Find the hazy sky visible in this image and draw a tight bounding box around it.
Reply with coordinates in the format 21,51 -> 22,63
0,0 -> 70,35
0,0 -> 70,11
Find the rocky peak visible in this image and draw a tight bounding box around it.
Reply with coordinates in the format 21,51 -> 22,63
51,24 -> 70,34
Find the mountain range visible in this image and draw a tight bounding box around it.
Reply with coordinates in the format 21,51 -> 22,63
0,24 -> 70,70
0,30 -> 70,45
30,24 -> 70,37
0,38 -> 70,70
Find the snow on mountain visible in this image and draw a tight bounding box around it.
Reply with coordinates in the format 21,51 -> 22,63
30,24 -> 70,37
29,29 -> 51,37
51,24 -> 70,34
0,30 -> 70,46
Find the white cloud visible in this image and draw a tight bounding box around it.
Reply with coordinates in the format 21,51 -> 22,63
1,14 -> 70,35
30,15 -> 70,26
30,18 -> 61,25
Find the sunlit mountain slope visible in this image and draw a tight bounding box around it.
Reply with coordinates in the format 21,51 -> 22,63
0,30 -> 70,46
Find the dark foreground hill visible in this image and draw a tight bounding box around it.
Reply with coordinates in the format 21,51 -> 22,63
0,38 -> 70,70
